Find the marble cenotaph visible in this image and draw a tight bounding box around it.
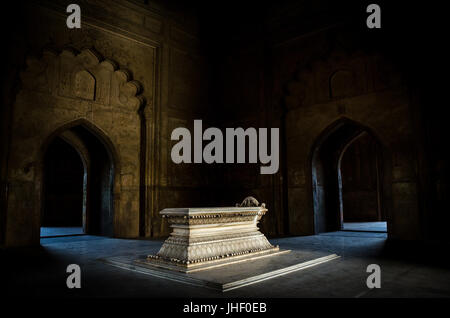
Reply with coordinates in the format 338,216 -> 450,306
138,197 -> 287,272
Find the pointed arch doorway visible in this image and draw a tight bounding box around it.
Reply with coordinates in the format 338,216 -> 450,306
40,121 -> 117,238
311,118 -> 387,233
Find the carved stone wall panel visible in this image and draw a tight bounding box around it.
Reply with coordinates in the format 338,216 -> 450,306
77,48 -> 102,67
9,43 -> 147,244
20,47 -> 145,113
74,70 -> 96,100
95,66 -> 113,105
22,5 -> 155,111
110,70 -> 127,107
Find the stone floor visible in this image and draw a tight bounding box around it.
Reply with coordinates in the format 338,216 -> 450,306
342,222 -> 387,232
2,231 -> 450,298
40,227 -> 84,237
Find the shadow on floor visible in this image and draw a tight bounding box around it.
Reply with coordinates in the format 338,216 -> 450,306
1,232 -> 450,298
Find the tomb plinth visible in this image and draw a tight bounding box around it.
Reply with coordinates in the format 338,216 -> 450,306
139,198 -> 285,272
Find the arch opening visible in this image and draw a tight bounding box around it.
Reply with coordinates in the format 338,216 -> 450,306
311,119 -> 386,234
41,137 -> 85,237
40,123 -> 116,238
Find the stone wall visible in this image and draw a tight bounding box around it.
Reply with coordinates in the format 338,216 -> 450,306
276,29 -> 420,240
206,16 -> 423,239
1,0 -> 210,246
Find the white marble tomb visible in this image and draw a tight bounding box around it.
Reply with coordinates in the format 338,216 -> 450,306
140,197 -> 286,272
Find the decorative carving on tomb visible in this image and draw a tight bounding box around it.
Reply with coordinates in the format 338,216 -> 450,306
236,196 -> 264,207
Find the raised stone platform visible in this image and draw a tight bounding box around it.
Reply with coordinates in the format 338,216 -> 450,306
100,198 -> 340,291
102,251 -> 340,292
144,200 -> 282,272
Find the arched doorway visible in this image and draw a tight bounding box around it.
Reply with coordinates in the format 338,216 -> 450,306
41,137 -> 86,237
311,118 -> 386,233
40,122 -> 116,238
339,132 -> 386,232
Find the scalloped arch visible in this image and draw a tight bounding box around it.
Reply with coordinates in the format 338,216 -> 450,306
20,47 -> 145,111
